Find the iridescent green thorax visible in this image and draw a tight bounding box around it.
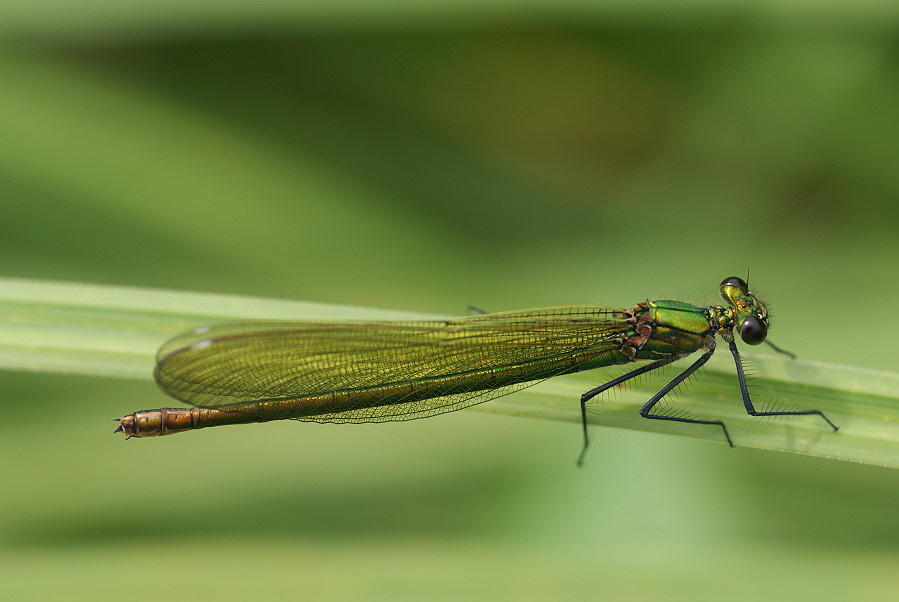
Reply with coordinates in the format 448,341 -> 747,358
617,300 -> 712,363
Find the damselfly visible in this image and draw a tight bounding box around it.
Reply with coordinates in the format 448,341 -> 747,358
115,277 -> 837,462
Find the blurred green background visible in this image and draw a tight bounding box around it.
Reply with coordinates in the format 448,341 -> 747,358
2,1 -> 898,600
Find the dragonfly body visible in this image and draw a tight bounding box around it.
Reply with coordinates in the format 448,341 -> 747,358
115,277 -> 837,458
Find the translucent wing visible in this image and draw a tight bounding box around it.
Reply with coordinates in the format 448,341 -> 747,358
154,306 -> 631,423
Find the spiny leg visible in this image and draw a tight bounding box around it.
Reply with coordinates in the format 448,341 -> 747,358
577,356 -> 678,467
727,339 -> 838,431
636,341 -> 734,448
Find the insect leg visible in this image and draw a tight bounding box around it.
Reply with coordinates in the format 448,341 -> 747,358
578,356 -> 678,466
635,343 -> 732,447
727,339 -> 838,431
764,339 -> 796,360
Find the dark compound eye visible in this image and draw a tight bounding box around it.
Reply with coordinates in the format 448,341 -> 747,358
739,317 -> 767,345
721,276 -> 747,289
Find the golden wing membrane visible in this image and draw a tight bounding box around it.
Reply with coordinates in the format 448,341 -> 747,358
154,306 -> 631,423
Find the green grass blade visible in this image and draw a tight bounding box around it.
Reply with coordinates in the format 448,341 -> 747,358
0,277 -> 439,379
478,354 -> 899,468
2,277 -> 897,467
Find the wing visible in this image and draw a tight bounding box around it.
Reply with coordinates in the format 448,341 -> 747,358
154,306 -> 630,423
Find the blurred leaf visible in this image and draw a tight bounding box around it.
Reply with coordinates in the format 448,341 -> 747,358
2,0 -> 898,40
2,277 -> 897,468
